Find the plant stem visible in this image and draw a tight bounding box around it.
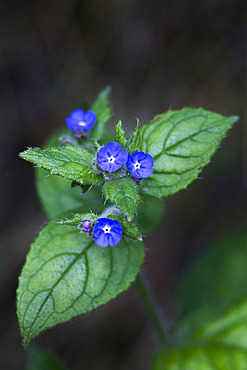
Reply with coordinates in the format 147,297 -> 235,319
135,271 -> 167,345
100,205 -> 121,218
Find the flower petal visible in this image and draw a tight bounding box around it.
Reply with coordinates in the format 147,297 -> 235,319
108,232 -> 122,247
94,232 -> 109,248
115,149 -> 128,166
140,153 -> 154,168
105,142 -> 122,157
70,109 -> 85,121
84,111 -> 97,129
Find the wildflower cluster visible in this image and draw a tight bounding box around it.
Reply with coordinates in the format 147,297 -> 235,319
97,141 -> 154,179
64,108 -> 154,248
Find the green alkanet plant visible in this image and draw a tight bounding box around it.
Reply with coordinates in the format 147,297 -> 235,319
17,87 -> 238,367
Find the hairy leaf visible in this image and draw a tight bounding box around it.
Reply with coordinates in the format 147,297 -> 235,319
17,218 -> 144,346
90,87 -> 112,140
127,119 -> 141,153
141,108 -> 238,197
114,121 -> 127,148
103,178 -> 139,221
20,145 -> 103,185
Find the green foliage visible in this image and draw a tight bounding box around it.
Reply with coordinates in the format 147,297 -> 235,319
153,297 -> 247,369
176,230 -> 247,314
17,217 -> 144,346
103,178 -> 139,221
153,229 -> 247,369
178,299 -> 247,350
36,168 -> 105,218
141,108 -> 238,197
26,346 -> 67,370
153,344 -> 247,370
90,87 -> 112,140
114,120 -> 127,148
20,145 -> 103,185
127,119 -> 141,153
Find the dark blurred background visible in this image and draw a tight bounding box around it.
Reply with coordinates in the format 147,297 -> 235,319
0,0 -> 246,369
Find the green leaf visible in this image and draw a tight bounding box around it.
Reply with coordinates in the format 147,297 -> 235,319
158,279 -> 247,369
36,168 -> 104,218
90,87 -> 112,140
114,121 -> 127,148
36,167 -> 83,217
17,217 -> 144,346
141,108 -> 238,197
108,215 -> 142,241
127,119 -> 141,153
178,299 -> 247,350
176,230 -> 247,314
136,195 -> 165,235
26,346 -> 67,370
153,298 -> 247,369
153,344 -> 247,370
20,145 -> 103,185
103,178 -> 140,221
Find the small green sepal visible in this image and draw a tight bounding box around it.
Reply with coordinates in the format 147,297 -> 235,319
127,119 -> 141,153
108,215 -> 142,241
114,121 -> 127,148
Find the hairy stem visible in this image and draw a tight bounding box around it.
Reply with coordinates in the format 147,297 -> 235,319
135,271 -> 167,345
100,205 -> 122,218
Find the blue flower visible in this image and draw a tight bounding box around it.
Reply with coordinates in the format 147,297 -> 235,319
97,142 -> 128,173
126,151 -> 154,178
93,218 -> 123,248
66,109 -> 96,134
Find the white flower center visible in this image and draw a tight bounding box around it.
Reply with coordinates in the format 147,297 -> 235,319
103,225 -> 111,234
134,161 -> 141,169
78,121 -> 86,127
108,156 -> 116,163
